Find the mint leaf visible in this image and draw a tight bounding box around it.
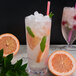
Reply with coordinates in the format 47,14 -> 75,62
14,59 -> 22,70
6,70 -> 15,76
0,49 -> 3,58
4,54 -> 13,68
4,57 -> 7,68
0,49 -> 4,63
0,73 -> 5,76
40,36 -> 47,52
20,63 -> 27,71
21,71 -> 28,76
49,12 -> 54,18
16,71 -> 19,76
0,49 -> 28,76
26,26 -> 35,37
6,54 -> 13,62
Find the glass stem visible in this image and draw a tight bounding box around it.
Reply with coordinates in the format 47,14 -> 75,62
67,42 -> 72,48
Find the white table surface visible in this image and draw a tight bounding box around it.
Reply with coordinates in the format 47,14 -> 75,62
12,45 -> 76,76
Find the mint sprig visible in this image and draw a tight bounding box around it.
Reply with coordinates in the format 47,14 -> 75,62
0,49 -> 28,76
49,12 -> 54,18
40,36 -> 47,52
26,26 -> 35,37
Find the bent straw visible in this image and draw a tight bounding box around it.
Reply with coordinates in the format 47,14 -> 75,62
47,1 -> 50,15
75,3 -> 76,8
68,29 -> 73,43
68,3 -> 76,43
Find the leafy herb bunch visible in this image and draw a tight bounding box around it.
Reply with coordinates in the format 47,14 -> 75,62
0,49 -> 28,76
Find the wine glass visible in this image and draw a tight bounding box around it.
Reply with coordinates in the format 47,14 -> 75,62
61,7 -> 76,51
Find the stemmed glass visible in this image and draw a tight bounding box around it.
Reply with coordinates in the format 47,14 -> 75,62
61,7 -> 76,51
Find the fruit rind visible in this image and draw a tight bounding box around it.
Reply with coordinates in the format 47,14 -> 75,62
0,33 -> 20,57
48,50 -> 76,76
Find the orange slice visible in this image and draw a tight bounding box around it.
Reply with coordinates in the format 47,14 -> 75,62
26,32 -> 40,50
0,33 -> 20,56
36,39 -> 49,63
48,50 -> 76,76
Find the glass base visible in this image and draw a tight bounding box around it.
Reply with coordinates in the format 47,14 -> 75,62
27,67 -> 47,76
60,45 -> 76,51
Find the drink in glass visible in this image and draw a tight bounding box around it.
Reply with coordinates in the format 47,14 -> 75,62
61,7 -> 76,50
25,11 -> 51,74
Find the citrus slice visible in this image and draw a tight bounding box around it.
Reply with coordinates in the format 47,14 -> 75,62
48,50 -> 76,76
0,33 -> 20,56
26,32 -> 40,50
36,39 -> 49,63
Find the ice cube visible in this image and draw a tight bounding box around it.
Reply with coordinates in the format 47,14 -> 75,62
34,11 -> 39,16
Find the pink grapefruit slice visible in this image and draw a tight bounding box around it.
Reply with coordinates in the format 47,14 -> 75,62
26,32 -> 40,50
0,33 -> 20,56
36,39 -> 49,63
48,50 -> 76,76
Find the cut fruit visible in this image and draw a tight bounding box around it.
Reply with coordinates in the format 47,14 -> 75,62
62,21 -> 67,26
36,39 -> 49,63
26,26 -> 35,37
73,25 -> 76,30
73,15 -> 76,20
48,50 -> 76,76
0,33 -> 20,57
26,32 -> 40,50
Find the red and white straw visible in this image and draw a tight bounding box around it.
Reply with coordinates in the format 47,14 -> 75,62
47,1 -> 50,15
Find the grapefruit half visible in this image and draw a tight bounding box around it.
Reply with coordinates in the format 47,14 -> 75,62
0,33 -> 20,56
48,50 -> 76,76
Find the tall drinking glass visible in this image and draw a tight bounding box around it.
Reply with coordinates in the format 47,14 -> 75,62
25,11 -> 51,75
61,7 -> 76,50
